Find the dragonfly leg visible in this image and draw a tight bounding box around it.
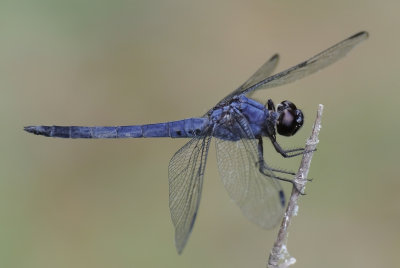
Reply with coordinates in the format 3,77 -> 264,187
257,137 -> 305,194
257,140 -> 295,175
267,167 -> 296,176
266,99 -> 275,111
269,136 -> 315,158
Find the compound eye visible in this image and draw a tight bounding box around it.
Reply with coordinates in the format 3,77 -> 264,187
276,101 -> 303,136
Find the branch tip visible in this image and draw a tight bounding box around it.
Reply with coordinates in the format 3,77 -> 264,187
267,104 -> 324,268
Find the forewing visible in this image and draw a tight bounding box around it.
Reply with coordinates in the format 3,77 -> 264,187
218,54 -> 279,103
215,112 -> 285,229
168,133 -> 212,254
240,31 -> 368,95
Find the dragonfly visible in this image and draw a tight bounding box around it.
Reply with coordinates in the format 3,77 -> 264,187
25,31 -> 368,253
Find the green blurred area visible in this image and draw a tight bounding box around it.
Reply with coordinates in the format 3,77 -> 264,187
0,0 -> 399,267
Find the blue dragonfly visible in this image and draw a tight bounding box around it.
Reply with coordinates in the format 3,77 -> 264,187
25,31 -> 368,253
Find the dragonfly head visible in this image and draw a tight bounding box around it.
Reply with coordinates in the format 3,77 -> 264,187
276,100 -> 303,136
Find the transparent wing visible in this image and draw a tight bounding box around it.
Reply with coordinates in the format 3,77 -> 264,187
218,54 -> 279,103
168,132 -> 212,254
239,31 -> 368,95
215,111 -> 285,229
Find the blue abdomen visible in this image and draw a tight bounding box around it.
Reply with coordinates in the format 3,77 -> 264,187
24,118 -> 210,139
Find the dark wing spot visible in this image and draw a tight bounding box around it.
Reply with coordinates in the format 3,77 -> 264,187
279,190 -> 285,207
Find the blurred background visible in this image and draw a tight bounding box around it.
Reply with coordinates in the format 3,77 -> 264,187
1,0 -> 398,267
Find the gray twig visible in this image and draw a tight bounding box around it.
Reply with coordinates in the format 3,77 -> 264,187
267,104 -> 324,268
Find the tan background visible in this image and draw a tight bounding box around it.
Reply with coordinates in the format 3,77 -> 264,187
1,0 -> 398,267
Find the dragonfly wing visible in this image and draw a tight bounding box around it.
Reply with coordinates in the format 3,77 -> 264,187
168,131 -> 212,254
219,54 -> 279,103
239,54 -> 280,91
215,111 -> 285,229
240,31 -> 368,95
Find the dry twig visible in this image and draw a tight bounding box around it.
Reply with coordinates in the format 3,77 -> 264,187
267,104 -> 324,268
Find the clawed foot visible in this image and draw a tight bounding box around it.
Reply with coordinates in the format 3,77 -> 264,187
292,177 -> 314,195
281,148 -> 317,158
292,181 -> 306,195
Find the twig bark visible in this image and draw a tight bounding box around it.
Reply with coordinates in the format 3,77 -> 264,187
267,104 -> 324,268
